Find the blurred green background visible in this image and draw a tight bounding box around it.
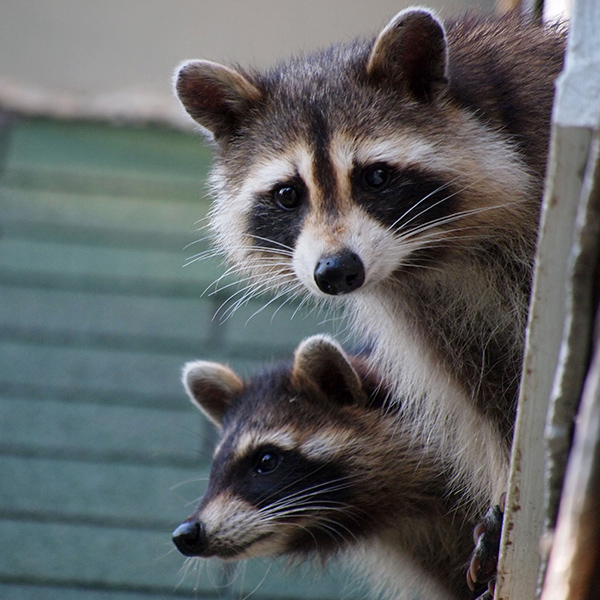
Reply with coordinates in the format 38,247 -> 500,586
0,117 -> 360,600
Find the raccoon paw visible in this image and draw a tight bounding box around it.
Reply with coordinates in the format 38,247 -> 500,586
466,494 -> 505,595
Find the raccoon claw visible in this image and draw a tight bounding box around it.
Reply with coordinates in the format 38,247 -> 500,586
467,569 -> 495,599
473,580 -> 495,600
467,496 -> 505,594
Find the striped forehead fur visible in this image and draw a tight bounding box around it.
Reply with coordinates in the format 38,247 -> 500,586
299,427 -> 357,460
239,143 -> 314,199
223,424 -> 370,463
334,132 -> 438,172
227,428 -> 298,462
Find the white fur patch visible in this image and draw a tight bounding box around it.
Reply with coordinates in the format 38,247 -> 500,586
199,492 -> 298,559
350,291 -> 510,508
292,203 -> 409,297
237,144 -> 313,201
201,492 -> 255,535
300,427 -> 355,460
351,534 -> 458,600
209,142 -> 315,273
230,428 -> 298,461
346,133 -> 439,172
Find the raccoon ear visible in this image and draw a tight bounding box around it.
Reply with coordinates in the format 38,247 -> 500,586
366,8 -> 448,102
292,335 -> 368,407
182,361 -> 244,428
174,60 -> 262,140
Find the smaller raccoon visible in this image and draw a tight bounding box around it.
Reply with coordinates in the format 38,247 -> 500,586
172,336 -> 477,600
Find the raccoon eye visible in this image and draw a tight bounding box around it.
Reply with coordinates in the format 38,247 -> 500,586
361,163 -> 391,191
255,450 -> 281,474
273,185 -> 301,210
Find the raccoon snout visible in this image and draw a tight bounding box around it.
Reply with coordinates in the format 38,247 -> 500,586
314,252 -> 365,295
172,520 -> 207,557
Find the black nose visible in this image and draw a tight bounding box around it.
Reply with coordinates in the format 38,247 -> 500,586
314,252 -> 365,295
172,520 -> 206,557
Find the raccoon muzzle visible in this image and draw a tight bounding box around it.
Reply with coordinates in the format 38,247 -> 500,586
314,251 -> 365,295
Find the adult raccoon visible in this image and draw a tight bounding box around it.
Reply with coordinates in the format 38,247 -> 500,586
174,5 -> 564,586
173,335 -> 476,600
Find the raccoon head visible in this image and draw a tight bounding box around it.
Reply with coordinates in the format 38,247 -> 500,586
172,335 -> 390,561
175,8 -> 532,303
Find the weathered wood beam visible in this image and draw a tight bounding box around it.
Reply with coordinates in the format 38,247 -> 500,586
494,0 -> 600,597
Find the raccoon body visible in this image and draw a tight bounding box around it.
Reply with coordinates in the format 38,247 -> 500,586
175,9 -> 564,516
173,336 -> 476,600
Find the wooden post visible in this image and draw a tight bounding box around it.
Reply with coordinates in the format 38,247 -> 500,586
494,0 -> 600,597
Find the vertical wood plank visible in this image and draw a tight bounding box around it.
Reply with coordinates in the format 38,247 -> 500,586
495,0 -> 600,597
